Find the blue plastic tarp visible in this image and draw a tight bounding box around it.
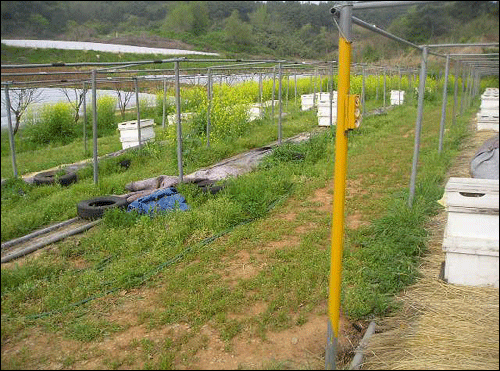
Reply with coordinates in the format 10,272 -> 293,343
127,187 -> 189,215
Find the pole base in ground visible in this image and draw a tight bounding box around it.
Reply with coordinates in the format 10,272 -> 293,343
325,320 -> 338,370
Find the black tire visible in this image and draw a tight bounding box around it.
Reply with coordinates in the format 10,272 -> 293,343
33,169 -> 77,186
77,196 -> 128,220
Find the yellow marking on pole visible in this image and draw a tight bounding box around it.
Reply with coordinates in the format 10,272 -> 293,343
328,35 -> 351,339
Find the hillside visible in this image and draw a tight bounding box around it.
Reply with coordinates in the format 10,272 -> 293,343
1,1 -> 498,64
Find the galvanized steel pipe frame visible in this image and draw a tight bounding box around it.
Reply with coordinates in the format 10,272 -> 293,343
174,61 -> 183,183
438,55 -> 450,154
206,68 -> 212,147
278,62 -> 283,145
1,219 -> 102,264
1,217 -> 80,250
134,77 -> 142,149
408,46 -> 429,208
327,2 -> 353,369
92,69 -> 98,185
3,82 -> 18,178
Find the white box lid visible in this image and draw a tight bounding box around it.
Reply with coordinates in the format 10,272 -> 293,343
444,177 -> 499,212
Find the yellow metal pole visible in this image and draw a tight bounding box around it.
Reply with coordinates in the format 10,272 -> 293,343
326,2 -> 352,369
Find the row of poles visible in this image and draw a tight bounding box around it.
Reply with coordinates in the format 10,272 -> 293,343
1,2 -> 498,369
326,1 -> 498,369
3,59 -> 430,184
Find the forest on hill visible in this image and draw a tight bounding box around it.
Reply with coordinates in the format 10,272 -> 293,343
1,1 -> 499,62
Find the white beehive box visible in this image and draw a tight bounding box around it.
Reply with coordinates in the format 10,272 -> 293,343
442,177 -> 499,288
477,113 -> 499,132
317,92 -> 337,102
317,100 -> 337,126
477,91 -> 499,131
301,92 -> 337,111
480,98 -> 499,111
390,90 -> 405,105
118,119 -> 155,149
248,103 -> 263,121
301,94 -> 315,111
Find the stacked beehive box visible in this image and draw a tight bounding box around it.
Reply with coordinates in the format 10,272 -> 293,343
301,92 -> 337,111
477,88 -> 499,131
118,119 -> 155,149
442,177 -> 499,287
317,92 -> 338,126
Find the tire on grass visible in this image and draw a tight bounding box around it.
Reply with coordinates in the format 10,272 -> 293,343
77,196 -> 128,220
33,169 -> 77,186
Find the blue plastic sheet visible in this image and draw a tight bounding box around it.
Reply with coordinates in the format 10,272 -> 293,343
127,187 -> 189,215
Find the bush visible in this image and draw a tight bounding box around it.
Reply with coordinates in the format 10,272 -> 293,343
85,95 -> 118,136
23,101 -> 77,145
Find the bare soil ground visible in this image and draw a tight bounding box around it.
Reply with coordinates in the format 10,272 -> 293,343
1,184 -> 368,370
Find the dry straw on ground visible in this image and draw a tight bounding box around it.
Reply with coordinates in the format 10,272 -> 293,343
362,125 -> 499,370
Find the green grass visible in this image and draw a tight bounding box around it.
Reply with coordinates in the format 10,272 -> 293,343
0,89 -> 482,368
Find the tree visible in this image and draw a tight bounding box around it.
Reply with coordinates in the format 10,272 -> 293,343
114,82 -> 134,120
249,4 -> 270,32
164,1 -> 209,36
224,10 -> 253,46
388,4 -> 453,43
2,87 -> 42,135
59,86 -> 87,125
190,2 -> 210,36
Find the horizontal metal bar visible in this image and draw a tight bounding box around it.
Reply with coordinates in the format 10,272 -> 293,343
1,58 -> 185,69
424,42 -> 499,48
1,219 -> 102,264
448,53 -> 499,57
1,217 -> 80,250
351,15 -> 423,51
351,1 -> 432,10
1,58 -> 293,70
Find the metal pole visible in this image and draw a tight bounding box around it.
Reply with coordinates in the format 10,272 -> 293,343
286,73 -> 290,110
319,69 -> 323,94
259,72 -> 263,106
278,62 -> 283,145
468,68 -> 475,104
383,68 -> 386,109
452,61 -> 459,126
361,65 -> 366,116
272,66 -> 276,119
134,77 -> 142,149
408,46 -> 428,208
460,67 -> 466,115
466,67 -> 473,108
375,71 -> 379,102
175,61 -> 183,183
207,68 -> 212,147
162,77 -> 167,128
330,62 -> 334,126
4,83 -> 18,178
92,70 -> 98,185
313,69 -> 317,107
83,81 -> 87,154
294,73 -> 298,106
398,67 -> 402,104
326,2 -> 352,369
467,66 -> 473,107
438,54 -> 450,153
352,1 -> 429,9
